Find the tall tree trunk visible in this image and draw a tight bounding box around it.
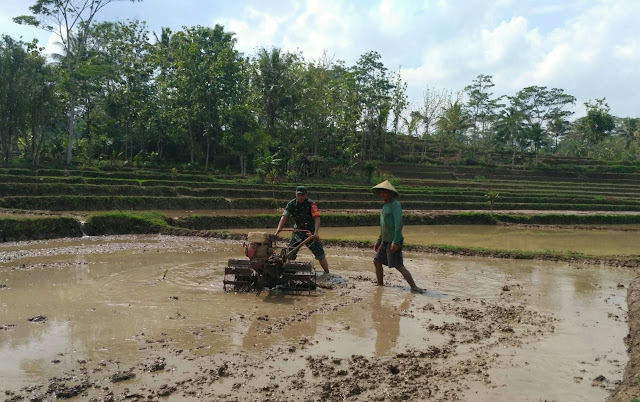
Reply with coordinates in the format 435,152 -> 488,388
382,128 -> 387,161
66,93 -> 76,165
360,125 -> 366,161
313,122 -> 319,155
240,155 -> 247,176
31,117 -> 37,164
205,132 -> 210,172
422,122 -> 429,156
34,126 -> 44,165
368,128 -> 374,160
0,129 -> 9,163
188,117 -> 194,164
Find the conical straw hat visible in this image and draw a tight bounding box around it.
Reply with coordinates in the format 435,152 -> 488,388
371,180 -> 399,197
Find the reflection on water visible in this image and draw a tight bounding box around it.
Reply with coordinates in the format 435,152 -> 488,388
372,288 -> 410,356
0,234 -> 634,401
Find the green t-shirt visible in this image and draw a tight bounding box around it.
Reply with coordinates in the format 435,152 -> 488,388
377,199 -> 403,245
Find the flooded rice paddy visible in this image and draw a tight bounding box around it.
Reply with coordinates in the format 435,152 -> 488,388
0,234 -> 633,401
251,225 -> 638,256
329,225 -> 640,255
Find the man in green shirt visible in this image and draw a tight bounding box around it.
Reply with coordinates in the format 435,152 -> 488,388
275,185 -> 330,274
372,180 -> 421,292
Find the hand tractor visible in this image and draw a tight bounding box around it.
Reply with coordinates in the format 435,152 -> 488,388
223,230 -> 317,293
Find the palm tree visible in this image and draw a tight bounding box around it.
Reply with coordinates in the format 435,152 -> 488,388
618,117 -> 640,150
253,47 -> 301,139
494,106 -> 525,168
484,191 -> 499,214
523,122 -> 546,165
547,115 -> 570,152
436,100 -> 472,155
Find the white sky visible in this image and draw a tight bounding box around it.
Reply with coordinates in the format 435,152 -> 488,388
1,0 -> 638,118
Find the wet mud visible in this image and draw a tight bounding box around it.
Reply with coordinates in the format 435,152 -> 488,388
610,275 -> 640,401
0,235 -> 633,401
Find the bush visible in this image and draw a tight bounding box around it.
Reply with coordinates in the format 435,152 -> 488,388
0,217 -> 82,242
85,212 -> 169,235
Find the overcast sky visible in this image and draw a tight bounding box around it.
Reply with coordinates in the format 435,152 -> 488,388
1,0 -> 638,118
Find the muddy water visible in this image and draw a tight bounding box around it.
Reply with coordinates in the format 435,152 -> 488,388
0,235 -> 633,401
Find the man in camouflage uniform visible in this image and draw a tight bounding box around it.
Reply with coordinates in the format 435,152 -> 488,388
275,185 -> 330,274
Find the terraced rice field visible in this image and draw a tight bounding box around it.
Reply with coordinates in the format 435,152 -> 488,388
2,165 -> 640,213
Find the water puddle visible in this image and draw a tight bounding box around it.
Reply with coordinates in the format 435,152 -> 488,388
0,235 -> 632,400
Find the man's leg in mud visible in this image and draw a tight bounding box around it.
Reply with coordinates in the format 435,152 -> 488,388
318,257 -> 329,274
396,265 -> 421,292
374,260 -> 384,286
308,240 -> 329,274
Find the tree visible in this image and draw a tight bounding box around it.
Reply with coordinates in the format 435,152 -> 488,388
415,86 -> 448,156
484,190 -> 499,214
436,99 -> 471,143
221,105 -> 263,177
86,20 -> 153,163
14,0 -> 142,165
22,41 -> 58,165
577,98 -> 615,145
494,106 -> 525,168
164,25 -> 243,170
523,122 -> 546,164
0,36 -> 56,164
221,59 -> 263,177
548,114 -> 571,151
464,74 -> 503,159
401,110 -> 422,138
299,52 -> 339,160
545,88 -> 576,152
510,86 -> 575,157
149,27 -> 174,159
321,60 -> 360,168
387,68 -> 408,161
353,51 -> 393,161
252,47 -> 303,140
617,117 -> 640,150
0,36 -> 29,162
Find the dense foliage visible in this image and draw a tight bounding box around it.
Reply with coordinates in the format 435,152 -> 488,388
2,2 -> 639,176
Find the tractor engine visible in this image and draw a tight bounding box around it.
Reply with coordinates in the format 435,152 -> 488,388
223,231 -> 317,293
244,231 -> 275,259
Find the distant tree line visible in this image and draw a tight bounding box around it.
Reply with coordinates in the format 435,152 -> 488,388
1,1 -> 638,177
